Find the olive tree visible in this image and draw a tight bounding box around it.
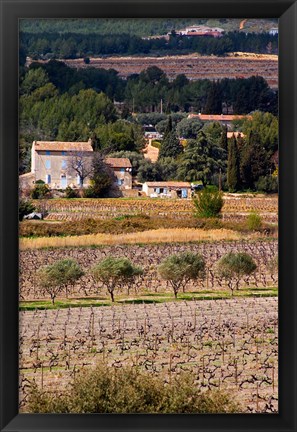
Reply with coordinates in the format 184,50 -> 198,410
216,252 -> 257,295
91,257 -> 143,302
37,259 -> 84,304
158,252 -> 205,299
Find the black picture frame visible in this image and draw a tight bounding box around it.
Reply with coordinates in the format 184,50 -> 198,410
0,1 -> 296,431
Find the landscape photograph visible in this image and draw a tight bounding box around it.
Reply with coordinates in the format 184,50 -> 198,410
19,18 -> 278,414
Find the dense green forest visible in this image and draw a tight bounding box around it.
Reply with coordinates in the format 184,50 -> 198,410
21,61 -> 278,115
20,18 -> 278,36
20,31 -> 278,60
19,60 -> 278,193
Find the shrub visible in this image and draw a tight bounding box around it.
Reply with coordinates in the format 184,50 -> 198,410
19,198 -> 35,221
193,188 -> 224,218
151,140 -> 161,149
65,186 -> 78,198
28,363 -> 240,414
255,175 -> 278,193
247,212 -> 262,231
31,184 -> 51,199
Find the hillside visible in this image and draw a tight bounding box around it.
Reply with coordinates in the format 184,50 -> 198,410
58,54 -> 278,88
20,18 -> 278,37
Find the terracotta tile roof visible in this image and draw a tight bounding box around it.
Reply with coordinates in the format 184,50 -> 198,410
188,114 -> 251,121
19,172 -> 35,178
227,132 -> 245,138
33,141 -> 93,152
105,158 -> 132,168
145,181 -> 191,188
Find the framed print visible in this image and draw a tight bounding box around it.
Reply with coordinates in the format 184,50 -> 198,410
0,0 -> 297,431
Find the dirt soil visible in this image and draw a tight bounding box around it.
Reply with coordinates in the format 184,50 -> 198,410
62,53 -> 278,88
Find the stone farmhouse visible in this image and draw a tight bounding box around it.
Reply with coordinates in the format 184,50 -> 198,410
105,157 -> 132,190
142,181 -> 192,199
20,140 -> 132,190
30,140 -> 93,189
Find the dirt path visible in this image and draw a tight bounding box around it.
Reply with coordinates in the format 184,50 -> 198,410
143,139 -> 159,162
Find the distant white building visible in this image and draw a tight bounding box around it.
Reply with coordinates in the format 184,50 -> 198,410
179,26 -> 224,37
142,181 -> 191,199
269,28 -> 278,35
143,125 -> 163,140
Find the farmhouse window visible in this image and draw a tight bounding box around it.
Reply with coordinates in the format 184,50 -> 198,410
60,175 -> 67,189
62,151 -> 66,156
181,188 -> 188,198
45,159 -> 51,169
46,150 -> 50,156
120,168 -> 125,173
45,174 -> 51,184
61,160 -> 67,169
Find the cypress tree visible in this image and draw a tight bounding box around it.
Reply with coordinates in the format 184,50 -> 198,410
163,116 -> 173,138
204,81 -> 222,114
227,134 -> 240,192
240,131 -> 269,190
220,125 -> 228,150
159,131 -> 183,159
249,131 -> 270,183
240,140 -> 252,190
159,116 -> 182,159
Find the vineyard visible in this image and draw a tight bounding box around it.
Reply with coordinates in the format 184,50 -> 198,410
19,296 -> 278,413
20,240 -> 277,301
63,54 -> 278,88
35,196 -> 278,223
19,196 -> 278,413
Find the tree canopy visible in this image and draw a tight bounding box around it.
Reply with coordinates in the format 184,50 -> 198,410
216,252 -> 257,294
37,259 -> 84,304
158,252 -> 205,298
91,257 -> 143,302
